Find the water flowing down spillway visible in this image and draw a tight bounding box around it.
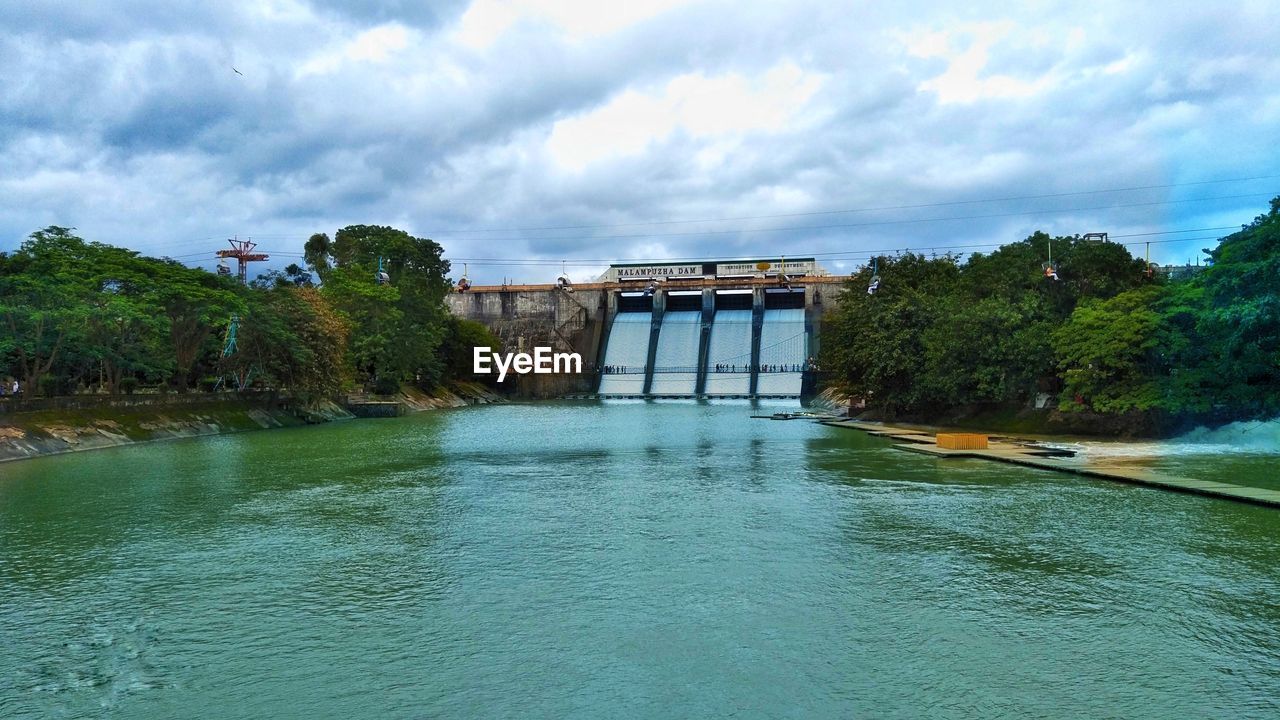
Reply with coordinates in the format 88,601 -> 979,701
757,308 -> 806,395
598,312 -> 651,395
704,310 -> 753,396
649,311 -> 702,396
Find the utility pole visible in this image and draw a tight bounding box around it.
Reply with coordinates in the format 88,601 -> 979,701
215,237 -> 269,284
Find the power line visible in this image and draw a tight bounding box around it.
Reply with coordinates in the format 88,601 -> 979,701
253,233 -> 1227,278
425,192 -> 1272,244
160,227 -> 1241,272
439,229 -> 1239,268
94,178 -> 1270,258
423,174 -> 1280,234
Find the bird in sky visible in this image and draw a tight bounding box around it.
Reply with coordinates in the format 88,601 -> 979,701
232,67 -> 243,76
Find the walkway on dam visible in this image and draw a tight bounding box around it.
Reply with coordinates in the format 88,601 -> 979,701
823,419 -> 1280,509
456,274 -> 852,293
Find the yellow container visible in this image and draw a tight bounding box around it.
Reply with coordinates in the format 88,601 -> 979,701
936,433 -> 989,450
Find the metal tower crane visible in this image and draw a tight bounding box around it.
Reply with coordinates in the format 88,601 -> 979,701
215,237 -> 269,284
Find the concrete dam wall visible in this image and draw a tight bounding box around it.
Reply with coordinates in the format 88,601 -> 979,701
446,276 -> 844,399
445,287 -> 608,397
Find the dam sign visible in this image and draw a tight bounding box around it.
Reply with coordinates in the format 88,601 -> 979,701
614,264 -> 702,280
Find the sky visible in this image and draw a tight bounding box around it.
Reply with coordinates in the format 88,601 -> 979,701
2,0 -> 1279,284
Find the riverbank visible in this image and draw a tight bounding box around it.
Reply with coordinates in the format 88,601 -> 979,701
0,382 -> 502,465
823,417 -> 1280,509
811,387 -> 1229,439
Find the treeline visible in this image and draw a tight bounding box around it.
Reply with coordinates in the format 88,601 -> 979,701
0,225 -> 495,399
822,196 -> 1280,424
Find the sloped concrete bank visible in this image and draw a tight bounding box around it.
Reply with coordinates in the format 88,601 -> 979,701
811,385 -> 1213,439
0,383 -> 502,465
343,382 -> 504,415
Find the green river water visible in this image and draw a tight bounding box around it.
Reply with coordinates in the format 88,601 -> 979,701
2,401 -> 1278,718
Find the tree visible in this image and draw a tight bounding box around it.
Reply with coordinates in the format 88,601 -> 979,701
84,244 -> 170,393
821,253 -> 959,414
145,261 -> 244,391
233,286 -> 351,399
305,224 -> 453,389
1182,197 -> 1280,417
1052,287 -> 1173,413
922,293 -> 1053,407
822,229 -> 1157,418
0,227 -> 94,395
439,316 -> 501,382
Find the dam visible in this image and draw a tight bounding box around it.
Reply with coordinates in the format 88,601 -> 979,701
446,258 -> 848,399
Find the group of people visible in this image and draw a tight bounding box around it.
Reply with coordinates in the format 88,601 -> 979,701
0,379 -> 21,398
747,363 -> 807,374
600,365 -> 635,374
713,363 -> 802,373
712,360 -> 820,373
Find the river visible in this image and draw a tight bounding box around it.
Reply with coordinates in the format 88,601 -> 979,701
2,402 -> 1278,718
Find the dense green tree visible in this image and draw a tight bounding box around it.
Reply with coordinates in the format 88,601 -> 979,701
821,253 -> 959,413
1052,286 -> 1174,413
824,229 -> 1165,418
145,261 -> 244,391
1,223 -> 473,400
438,316 -> 501,382
0,227 -> 95,394
233,285 -> 351,400
1196,198 -> 1280,415
922,294 -> 1053,407
85,244 -> 171,392
305,224 -> 453,389
303,233 -> 332,275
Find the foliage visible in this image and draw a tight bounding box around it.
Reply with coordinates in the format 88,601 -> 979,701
1186,197 -> 1280,416
233,286 -> 351,400
821,253 -> 959,413
1052,287 -> 1171,413
1,223 -> 469,399
146,259 -> 245,391
2,228 -> 112,393
304,224 -> 453,389
822,199 -> 1280,425
438,316 -> 502,383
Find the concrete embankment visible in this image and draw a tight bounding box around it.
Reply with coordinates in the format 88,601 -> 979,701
824,418 -> 1280,509
344,382 -> 505,416
0,383 -> 503,465
812,385 -> 1205,439
0,394 -> 316,464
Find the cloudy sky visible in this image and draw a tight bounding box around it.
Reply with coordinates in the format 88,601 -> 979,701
3,0 -> 1278,283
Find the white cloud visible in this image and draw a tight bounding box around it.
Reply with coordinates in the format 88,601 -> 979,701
298,23 -> 411,76
545,62 -> 825,171
910,20 -> 1062,104
453,0 -> 690,49
3,1 -> 1279,279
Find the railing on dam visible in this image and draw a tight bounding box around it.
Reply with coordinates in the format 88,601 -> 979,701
586,369 -> 822,400
600,365 -> 812,374
455,275 -> 852,294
